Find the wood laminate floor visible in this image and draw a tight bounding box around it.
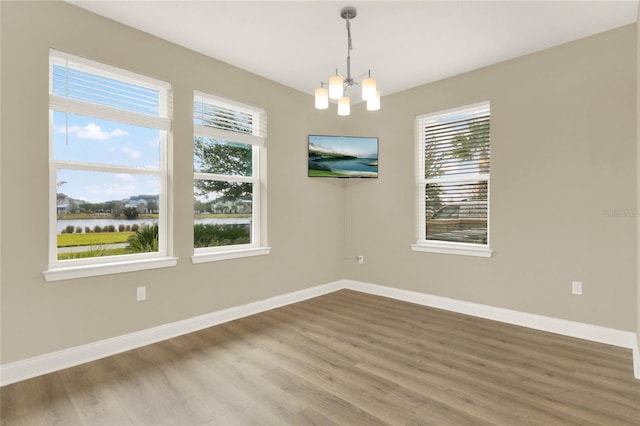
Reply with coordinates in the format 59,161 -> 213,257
1,289 -> 639,425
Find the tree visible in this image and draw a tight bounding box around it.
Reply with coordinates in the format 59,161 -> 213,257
424,133 -> 446,217
102,201 -> 117,214
112,201 -> 124,218
78,202 -> 94,214
451,118 -> 490,175
193,105 -> 256,203
123,206 -> 139,220
146,200 -> 158,214
193,199 -> 211,214
451,117 -> 490,202
194,137 -> 252,202
423,114 -> 490,218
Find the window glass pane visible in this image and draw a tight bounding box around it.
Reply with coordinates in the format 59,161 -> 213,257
56,169 -> 159,260
53,112 -> 161,169
426,180 -> 487,244
52,64 -> 161,116
194,181 -> 252,248
424,111 -> 490,180
194,137 -> 252,176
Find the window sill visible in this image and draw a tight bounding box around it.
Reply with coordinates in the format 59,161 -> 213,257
44,256 -> 179,282
191,246 -> 271,264
411,242 -> 493,258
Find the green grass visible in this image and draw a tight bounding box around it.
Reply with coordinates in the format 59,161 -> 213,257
308,169 -> 348,177
58,247 -> 130,260
57,232 -> 134,247
57,213 -> 158,220
194,213 -> 251,219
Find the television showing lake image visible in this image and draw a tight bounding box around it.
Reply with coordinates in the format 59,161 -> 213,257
308,135 -> 378,178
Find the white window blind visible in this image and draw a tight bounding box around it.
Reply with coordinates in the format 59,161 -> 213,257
415,101 -> 491,249
50,49 -> 172,131
193,91 -> 266,147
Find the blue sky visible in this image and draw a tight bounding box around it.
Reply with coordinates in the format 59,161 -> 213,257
309,135 -> 378,158
54,112 -> 161,203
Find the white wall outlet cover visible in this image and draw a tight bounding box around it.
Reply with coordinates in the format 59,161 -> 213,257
136,286 -> 146,301
571,281 -> 582,295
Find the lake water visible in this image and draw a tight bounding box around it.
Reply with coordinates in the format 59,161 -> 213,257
57,217 -> 250,233
324,158 -> 378,173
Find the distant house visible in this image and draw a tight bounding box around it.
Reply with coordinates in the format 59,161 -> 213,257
237,200 -> 252,214
212,199 -> 252,214
126,195 -> 159,213
56,193 -> 84,214
56,194 -> 69,214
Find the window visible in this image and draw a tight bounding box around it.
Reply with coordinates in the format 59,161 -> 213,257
45,50 -> 176,281
412,101 -> 492,257
192,91 -> 270,263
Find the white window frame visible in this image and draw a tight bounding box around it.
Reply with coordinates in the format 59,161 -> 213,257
191,91 -> 270,263
412,101 -> 493,258
44,50 -> 177,281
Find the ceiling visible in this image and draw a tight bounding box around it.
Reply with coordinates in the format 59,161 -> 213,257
67,1 -> 638,101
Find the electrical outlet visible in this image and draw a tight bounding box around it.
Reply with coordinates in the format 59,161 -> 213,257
137,286 -> 146,301
357,255 -> 364,264
571,281 -> 582,295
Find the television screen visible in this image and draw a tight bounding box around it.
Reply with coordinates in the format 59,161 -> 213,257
308,135 -> 379,178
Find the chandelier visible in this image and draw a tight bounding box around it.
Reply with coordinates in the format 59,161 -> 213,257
314,6 -> 380,116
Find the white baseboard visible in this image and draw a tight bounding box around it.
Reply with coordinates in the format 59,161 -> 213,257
0,281 -> 343,386
633,339 -> 640,380
343,279 -> 640,380
2,278 -> 638,385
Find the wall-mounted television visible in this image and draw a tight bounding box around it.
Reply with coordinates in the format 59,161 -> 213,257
308,134 -> 379,178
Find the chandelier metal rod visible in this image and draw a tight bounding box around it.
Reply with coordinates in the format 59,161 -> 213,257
345,17 -> 353,87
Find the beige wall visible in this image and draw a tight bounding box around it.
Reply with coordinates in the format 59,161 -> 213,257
0,1 -> 638,366
636,5 -> 640,356
0,1 -> 346,364
346,24 -> 638,331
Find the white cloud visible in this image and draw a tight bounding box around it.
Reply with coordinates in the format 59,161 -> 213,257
58,123 -> 128,140
86,182 -> 134,197
104,183 -> 136,196
121,146 -> 143,159
147,138 -> 159,147
71,123 -> 108,140
110,129 -> 128,137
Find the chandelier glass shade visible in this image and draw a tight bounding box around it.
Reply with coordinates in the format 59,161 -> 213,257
315,6 -> 380,116
329,75 -> 344,100
314,87 -> 329,109
338,96 -> 350,116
